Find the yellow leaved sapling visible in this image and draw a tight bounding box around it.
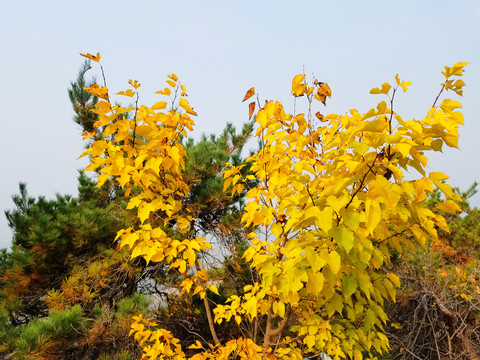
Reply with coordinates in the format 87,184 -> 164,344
80,52 -> 467,360
78,52 -> 221,353
219,63 -> 466,359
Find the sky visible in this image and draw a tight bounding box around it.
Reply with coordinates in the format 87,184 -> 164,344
1,0 -> 479,249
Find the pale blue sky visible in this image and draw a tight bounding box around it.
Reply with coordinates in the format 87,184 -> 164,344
1,0 -> 479,248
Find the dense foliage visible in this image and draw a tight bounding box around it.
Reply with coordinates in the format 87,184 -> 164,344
79,52 -> 469,360
0,175 -> 146,359
1,55 -> 477,360
0,60 -> 253,359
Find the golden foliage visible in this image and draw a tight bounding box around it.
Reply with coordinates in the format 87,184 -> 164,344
82,53 -> 467,360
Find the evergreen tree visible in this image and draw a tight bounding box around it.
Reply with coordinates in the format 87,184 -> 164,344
68,60 -> 98,134
0,175 -> 147,359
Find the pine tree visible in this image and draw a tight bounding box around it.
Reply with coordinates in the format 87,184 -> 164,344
0,176 -> 147,358
68,60 -> 98,134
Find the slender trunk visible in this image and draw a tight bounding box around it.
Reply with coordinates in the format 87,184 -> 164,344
195,259 -> 220,345
263,308 -> 274,360
203,291 -> 220,345
262,303 -> 291,359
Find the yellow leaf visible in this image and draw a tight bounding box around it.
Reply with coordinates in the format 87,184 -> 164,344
208,284 -> 220,296
256,110 -> 267,127
311,206 -> 333,233
90,140 -> 108,157
429,172 -> 454,198
368,175 -> 400,210
96,174 -> 110,187
193,285 -> 203,296
196,269 -> 208,281
358,272 -> 372,299
291,74 -> 306,97
167,146 -> 180,164
131,245 -> 144,259
306,269 -> 325,295
305,246 -> 326,273
436,199 -> 461,214
394,74 -> 412,92
440,98 -> 462,113
382,277 -> 395,301
362,116 -> 388,131
273,301 -> 286,318
410,224 -> 427,247
83,84 -> 109,101
443,61 -> 468,78
180,278 -> 194,294
188,340 -> 203,349
328,251 -> 341,275
180,84 -> 187,96
343,210 -> 360,231
325,292 -> 343,316
151,101 -> 167,110
166,79 -> 176,87
342,275 -> 358,298
304,334 -> 316,349
332,225 -> 354,253
365,199 -> 381,235
179,98 -> 197,116
126,197 -> 142,210
370,82 -> 392,95
446,79 -> 466,95
187,249 -> 196,267
155,87 -> 171,96
395,143 -> 411,158
138,202 -> 156,223
386,273 -> 400,287
80,52 -> 101,62
129,79 -> 141,89
168,73 -> 179,81
327,195 -> 349,214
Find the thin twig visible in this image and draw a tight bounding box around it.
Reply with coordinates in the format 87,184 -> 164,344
432,84 -> 446,108
131,91 -> 140,147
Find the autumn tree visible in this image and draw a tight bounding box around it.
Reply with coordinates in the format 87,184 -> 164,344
0,58 -> 259,359
80,52 -> 467,360
0,64 -> 145,359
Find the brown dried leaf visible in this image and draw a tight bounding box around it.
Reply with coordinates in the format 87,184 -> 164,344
315,112 -> 326,122
248,101 -> 255,120
243,87 -> 255,102
317,82 -> 332,105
